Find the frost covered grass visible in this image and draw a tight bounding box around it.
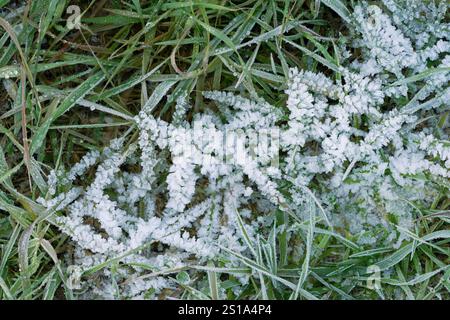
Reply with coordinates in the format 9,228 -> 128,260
0,0 -> 449,300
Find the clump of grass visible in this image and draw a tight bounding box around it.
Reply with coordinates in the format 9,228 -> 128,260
0,0 -> 448,300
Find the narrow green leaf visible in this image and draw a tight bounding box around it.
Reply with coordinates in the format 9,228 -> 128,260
321,0 -> 351,24
31,71 -> 105,154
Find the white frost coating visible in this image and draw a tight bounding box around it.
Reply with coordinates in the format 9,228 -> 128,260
40,2 -> 449,299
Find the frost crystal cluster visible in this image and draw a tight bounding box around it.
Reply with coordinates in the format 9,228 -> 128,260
40,1 -> 449,298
